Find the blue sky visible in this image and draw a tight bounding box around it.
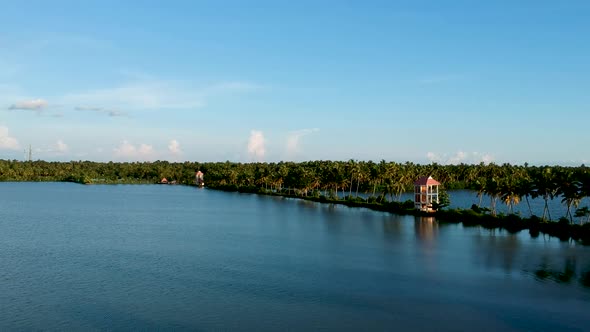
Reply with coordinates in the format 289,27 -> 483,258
1,1 -> 589,164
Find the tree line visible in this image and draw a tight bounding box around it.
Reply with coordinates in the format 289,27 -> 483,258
1,159 -> 589,224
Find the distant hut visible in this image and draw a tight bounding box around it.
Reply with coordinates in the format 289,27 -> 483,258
414,176 -> 441,212
195,171 -> 204,187
160,178 -> 168,184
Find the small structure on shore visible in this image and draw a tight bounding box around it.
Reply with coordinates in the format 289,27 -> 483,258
414,176 -> 440,212
160,178 -> 168,184
195,171 -> 204,187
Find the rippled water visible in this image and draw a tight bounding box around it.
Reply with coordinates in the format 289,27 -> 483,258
1,183 -> 589,331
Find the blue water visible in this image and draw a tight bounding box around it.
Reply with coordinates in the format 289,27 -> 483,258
1,183 -> 589,331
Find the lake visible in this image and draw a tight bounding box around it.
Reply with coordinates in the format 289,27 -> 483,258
1,182 -> 589,331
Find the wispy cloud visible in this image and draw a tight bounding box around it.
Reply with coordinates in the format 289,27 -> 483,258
286,128 -> 319,156
75,106 -> 127,117
247,130 -> 265,161
0,126 -> 20,150
62,81 -> 203,111
201,81 -> 263,96
2,73 -> 262,118
427,151 -> 494,165
8,99 -> 48,111
34,139 -> 70,156
60,79 -> 261,113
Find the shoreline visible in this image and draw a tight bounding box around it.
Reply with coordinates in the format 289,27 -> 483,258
2,180 -> 589,244
205,183 -> 590,245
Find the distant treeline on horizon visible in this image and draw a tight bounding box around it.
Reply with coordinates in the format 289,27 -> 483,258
1,159 -> 589,215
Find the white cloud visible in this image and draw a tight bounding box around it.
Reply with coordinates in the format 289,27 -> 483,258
286,128 -> 319,155
56,139 -> 68,153
168,139 -> 181,154
481,153 -> 494,164
0,126 -> 20,150
8,99 -> 48,111
426,151 -> 494,165
113,140 -> 155,161
138,144 -> 153,155
448,151 -> 466,164
247,130 -> 265,161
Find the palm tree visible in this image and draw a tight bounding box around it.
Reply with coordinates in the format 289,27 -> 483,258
485,177 -> 502,216
501,177 -> 521,214
475,177 -> 487,207
355,162 -> 368,198
516,177 -> 534,216
557,170 -> 583,223
532,167 -> 558,221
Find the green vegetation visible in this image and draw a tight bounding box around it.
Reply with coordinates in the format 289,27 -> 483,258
1,159 -> 590,243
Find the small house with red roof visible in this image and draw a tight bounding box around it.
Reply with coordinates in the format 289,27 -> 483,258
414,176 -> 440,212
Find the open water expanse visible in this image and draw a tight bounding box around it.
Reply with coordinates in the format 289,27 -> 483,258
1,182 -> 589,331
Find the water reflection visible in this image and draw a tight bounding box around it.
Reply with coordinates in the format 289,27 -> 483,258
470,232 -> 590,289
414,217 -> 438,244
381,216 -> 404,242
532,256 -> 589,285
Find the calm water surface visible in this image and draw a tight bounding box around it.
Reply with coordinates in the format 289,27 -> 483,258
1,183 -> 589,331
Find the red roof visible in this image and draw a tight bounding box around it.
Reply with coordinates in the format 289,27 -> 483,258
414,176 -> 440,186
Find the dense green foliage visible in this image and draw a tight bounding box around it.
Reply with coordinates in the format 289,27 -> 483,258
1,159 -> 590,227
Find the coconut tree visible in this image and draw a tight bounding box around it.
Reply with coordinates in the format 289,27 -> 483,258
501,177 -> 521,214
474,177 -> 487,207
516,177 -> 534,216
355,162 -> 368,198
532,167 -> 558,221
485,177 -> 502,216
557,170 -> 583,223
